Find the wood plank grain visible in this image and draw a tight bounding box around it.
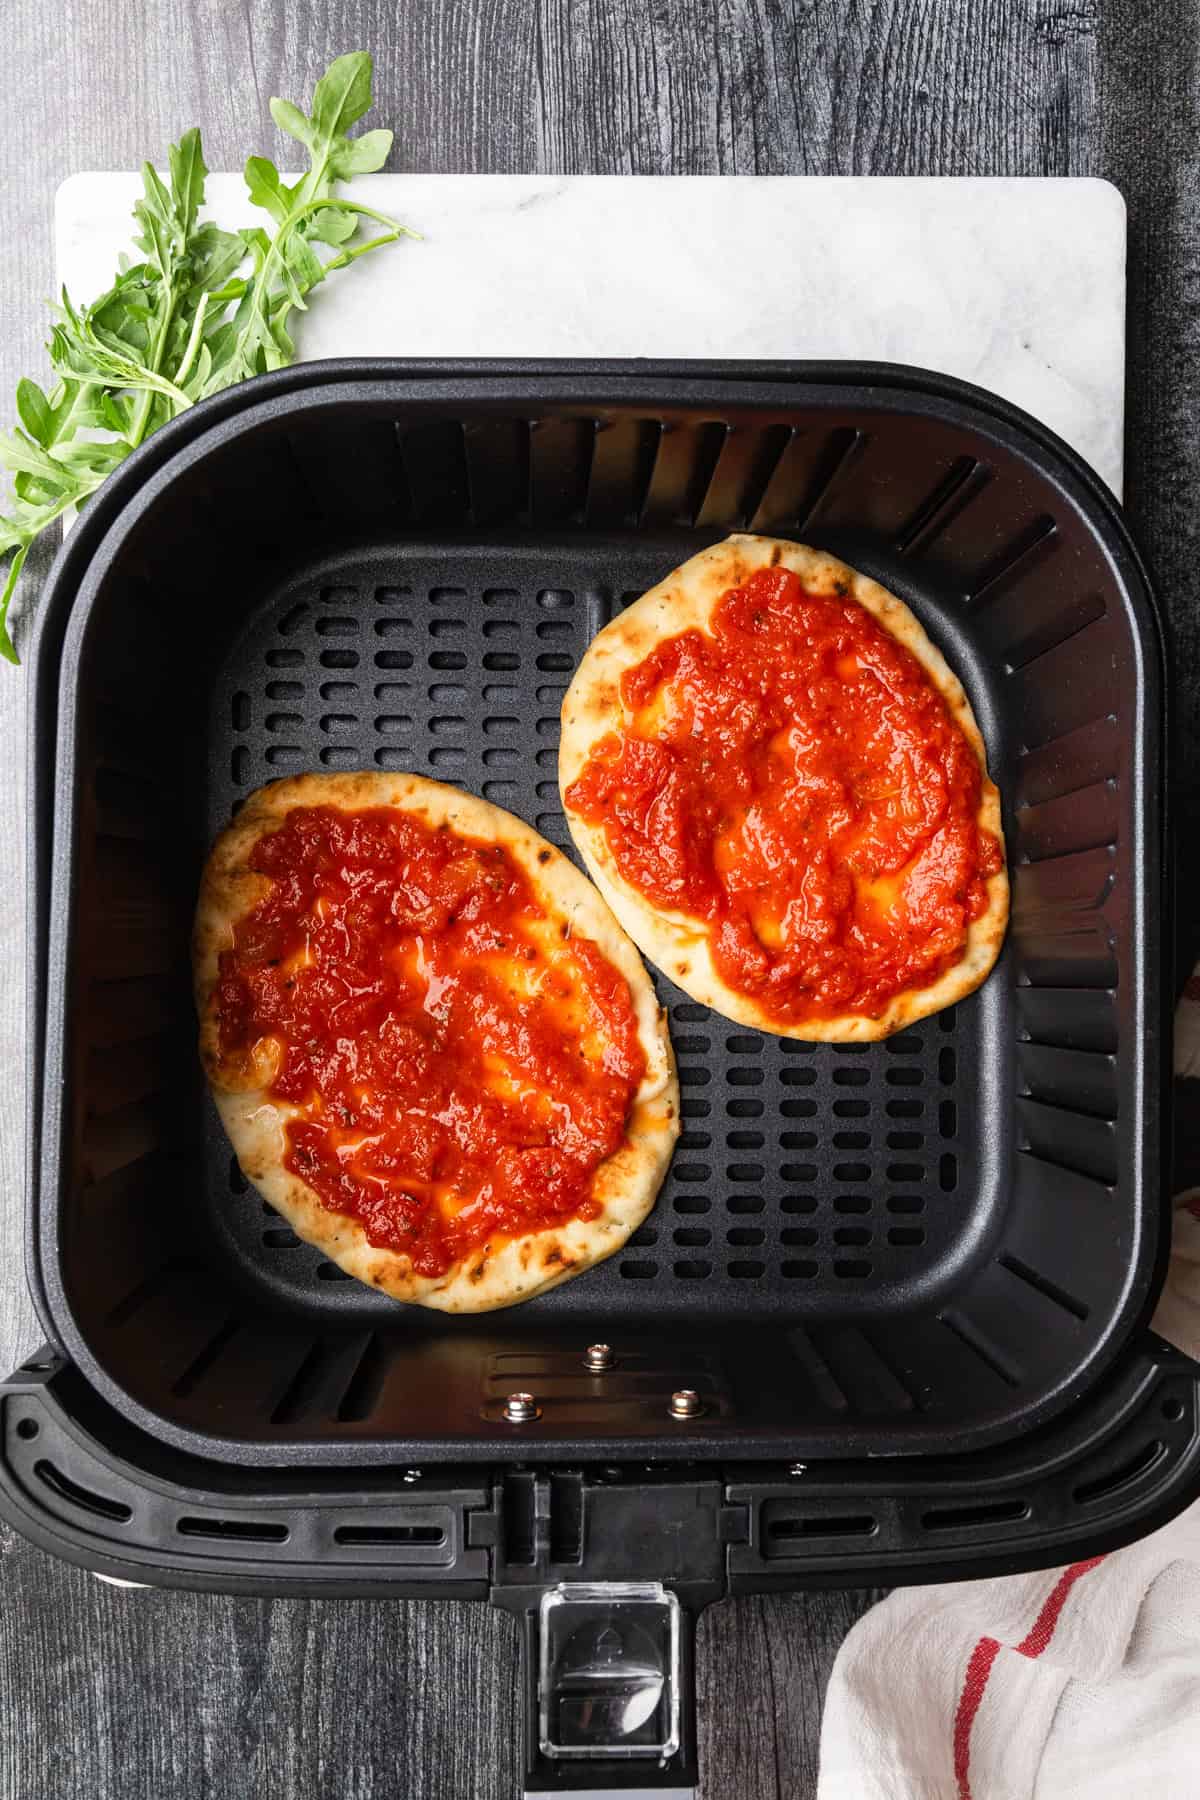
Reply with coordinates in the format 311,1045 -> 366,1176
528,0 -> 1099,177
697,1590 -> 889,1795
0,1527 -> 523,1799
0,3 -> 1191,1799
0,1546 -> 889,1800
1101,0 -> 1200,981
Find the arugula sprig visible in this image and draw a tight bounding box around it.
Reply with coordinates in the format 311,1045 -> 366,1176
0,51 -> 411,664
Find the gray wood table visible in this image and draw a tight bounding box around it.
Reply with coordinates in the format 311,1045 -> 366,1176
0,3 -> 1195,1795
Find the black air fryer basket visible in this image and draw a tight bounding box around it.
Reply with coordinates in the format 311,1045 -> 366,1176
7,361 -> 1198,1796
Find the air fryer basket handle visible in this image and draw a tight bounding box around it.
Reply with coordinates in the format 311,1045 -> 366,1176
512,1583 -> 699,1796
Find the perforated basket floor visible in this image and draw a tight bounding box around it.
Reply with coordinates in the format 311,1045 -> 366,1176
206,543 -> 985,1330
34,364 -> 1167,1462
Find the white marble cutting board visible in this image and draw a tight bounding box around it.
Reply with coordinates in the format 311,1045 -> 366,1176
56,173 -> 1126,495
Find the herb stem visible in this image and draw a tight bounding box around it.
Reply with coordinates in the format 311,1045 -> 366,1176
171,292 -> 210,391
128,280 -> 180,449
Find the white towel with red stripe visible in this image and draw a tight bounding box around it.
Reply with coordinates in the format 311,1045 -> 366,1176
817,984 -> 1200,1800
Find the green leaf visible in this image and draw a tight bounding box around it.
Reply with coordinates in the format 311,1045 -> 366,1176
0,429 -> 72,490
286,232 -> 326,298
189,223 -> 249,296
242,224 -> 274,264
244,156 -> 291,226
12,472 -> 53,507
49,306 -> 191,412
201,317 -> 237,363
0,545 -> 27,664
168,127 -> 207,240
50,438 -> 127,477
329,127 -> 392,178
182,342 -> 213,399
141,162 -> 173,224
49,379 -> 102,436
16,379 -> 53,447
98,390 -> 132,437
269,313 -> 296,365
309,51 -> 374,140
133,161 -> 176,272
305,203 -> 359,246
269,97 -> 312,148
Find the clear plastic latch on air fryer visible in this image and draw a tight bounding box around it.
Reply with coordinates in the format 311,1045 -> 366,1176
537,1583 -> 682,1762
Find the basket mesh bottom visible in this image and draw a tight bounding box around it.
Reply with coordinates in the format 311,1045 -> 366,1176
205,543 -> 992,1325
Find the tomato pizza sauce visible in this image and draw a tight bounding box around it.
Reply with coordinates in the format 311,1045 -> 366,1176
215,807 -> 646,1276
565,566 -> 1003,1025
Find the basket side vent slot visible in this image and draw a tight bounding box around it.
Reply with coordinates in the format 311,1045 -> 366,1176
271,1340 -> 333,1425
784,1328 -> 849,1412
1017,1109 -> 1118,1186
791,427 -> 863,532
1016,987 -> 1118,1054
463,417 -> 530,524
34,1460 -> 133,1524
586,416 -> 661,525
336,1333 -> 389,1423
529,417 -> 594,521
396,419 -> 470,524
1013,776 -> 1119,869
998,1254 -> 1089,1322
1073,1439 -> 1166,1506
171,1318 -> 241,1398
894,457 -> 989,556
1001,592 -> 1107,675
763,1504 -> 877,1553
333,1522 -> 445,1547
106,1256 -> 206,1328
938,1311 -> 1021,1388
1011,844 -> 1119,992
640,419 -> 728,525
966,515 -> 1058,608
1013,713 -> 1120,812
921,1498 -> 1030,1531
177,1516 -> 289,1542
1006,629 -> 1120,751
1017,1043 -> 1118,1120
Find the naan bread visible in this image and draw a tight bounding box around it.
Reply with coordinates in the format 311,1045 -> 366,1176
559,535 -> 1008,1040
195,771 -> 678,1311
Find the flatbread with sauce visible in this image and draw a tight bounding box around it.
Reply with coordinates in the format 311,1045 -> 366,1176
560,535 -> 1008,1041
194,771 -> 678,1311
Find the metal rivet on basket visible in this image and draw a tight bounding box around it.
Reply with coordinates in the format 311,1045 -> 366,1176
503,1391 -> 541,1423
669,1388 -> 704,1420
584,1343 -> 615,1372
402,1468 -> 422,1484
789,1462 -> 808,1478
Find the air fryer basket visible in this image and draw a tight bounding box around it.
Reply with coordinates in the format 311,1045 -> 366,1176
33,364 -> 1170,1470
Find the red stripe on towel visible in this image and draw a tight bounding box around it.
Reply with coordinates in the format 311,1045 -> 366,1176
953,1557 -> 1105,1799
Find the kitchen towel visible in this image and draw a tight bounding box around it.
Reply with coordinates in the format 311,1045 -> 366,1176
817,984 -> 1200,1800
